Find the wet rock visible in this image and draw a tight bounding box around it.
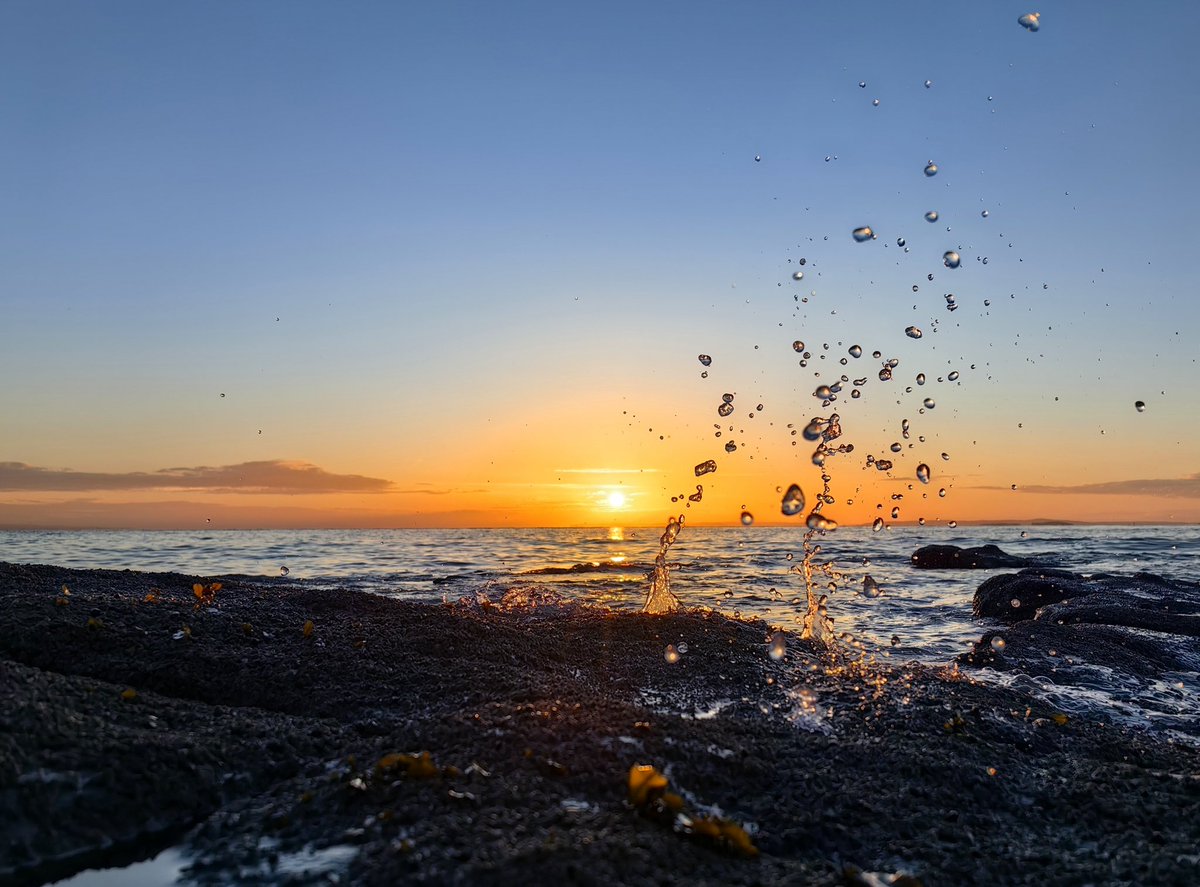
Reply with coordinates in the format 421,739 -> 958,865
973,569 -> 1089,621
3,562 -> 1200,886
910,544 -> 1038,570
962,570 -> 1200,700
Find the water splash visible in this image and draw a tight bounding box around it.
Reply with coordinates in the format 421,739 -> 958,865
643,514 -> 684,614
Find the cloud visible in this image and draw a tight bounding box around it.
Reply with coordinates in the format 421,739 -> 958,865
0,460 -> 393,494
981,473 -> 1200,499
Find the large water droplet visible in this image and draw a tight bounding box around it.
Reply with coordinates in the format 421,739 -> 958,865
768,630 -> 786,660
740,511 -> 754,526
724,441 -> 737,453
943,251 -> 961,269
852,227 -> 874,242
905,326 -> 923,339
871,98 -> 880,107
948,371 -> 960,381
664,644 -> 681,663
848,344 -> 862,358
990,636 -> 1007,652
1135,400 -> 1146,412
1018,12 -> 1040,32
698,354 -> 712,366
872,517 -> 884,532
806,512 -> 838,531
814,385 -> 833,400
694,460 -> 717,477
916,463 -> 931,484
280,566 -> 289,576
924,79 -> 933,88
923,397 -> 936,409
923,161 -> 938,177
924,211 -> 939,223
781,484 -> 806,516
718,402 -> 734,417
792,340 -> 805,353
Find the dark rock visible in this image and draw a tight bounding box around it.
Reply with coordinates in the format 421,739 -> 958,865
4,561 -> 1200,886
973,569 -> 1091,621
910,544 -> 1037,570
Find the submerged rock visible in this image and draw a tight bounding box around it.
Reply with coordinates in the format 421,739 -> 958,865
910,544 -> 1037,570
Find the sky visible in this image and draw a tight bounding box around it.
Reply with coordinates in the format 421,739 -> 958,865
2,1 -> 1199,529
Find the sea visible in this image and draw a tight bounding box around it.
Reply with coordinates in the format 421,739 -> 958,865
3,524 -> 1198,739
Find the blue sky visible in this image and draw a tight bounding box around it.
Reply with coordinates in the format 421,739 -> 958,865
2,1 -> 1198,527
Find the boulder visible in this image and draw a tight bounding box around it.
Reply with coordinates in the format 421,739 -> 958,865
910,544 -> 1037,570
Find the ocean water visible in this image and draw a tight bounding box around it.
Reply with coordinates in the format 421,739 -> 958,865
3,524 -> 1198,736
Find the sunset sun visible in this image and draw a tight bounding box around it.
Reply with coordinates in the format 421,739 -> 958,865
606,491 -> 627,509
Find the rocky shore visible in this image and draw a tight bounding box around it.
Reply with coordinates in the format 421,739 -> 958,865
2,561 -> 1198,886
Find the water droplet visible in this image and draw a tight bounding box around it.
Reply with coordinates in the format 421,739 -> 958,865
990,636 -> 1007,652
943,251 -> 961,269
924,79 -> 932,88
814,385 -> 833,400
916,373 -> 926,385
916,464 -> 931,484
923,161 -> 938,177
938,488 -> 947,498
858,80 -> 866,88
664,644 -> 681,663
1011,484 -> 1018,491
677,642 -> 689,653
792,340 -> 806,352
725,441 -> 737,453
781,484 -> 806,516
698,354 -> 712,366
905,326 -> 923,339
792,271 -> 804,281
848,344 -> 862,358
280,566 -> 289,576
1010,598 -> 1021,608
923,397 -> 936,409
220,393 -> 225,398
871,98 -> 880,107
694,460 -> 717,477
872,517 -> 884,532
740,511 -> 754,526
754,154 -> 762,162
1018,12 -> 1040,32
806,512 -> 838,531
948,371 -> 960,381
718,402 -> 734,417
896,237 -> 906,248
1135,400 -> 1146,412
890,442 -> 902,453
924,211 -> 939,223
948,520 -> 958,528
981,210 -> 990,218
852,227 -> 874,242
768,630 -> 786,660
941,452 -> 950,461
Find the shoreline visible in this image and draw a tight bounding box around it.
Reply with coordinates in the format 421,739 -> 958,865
2,561 -> 1198,885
